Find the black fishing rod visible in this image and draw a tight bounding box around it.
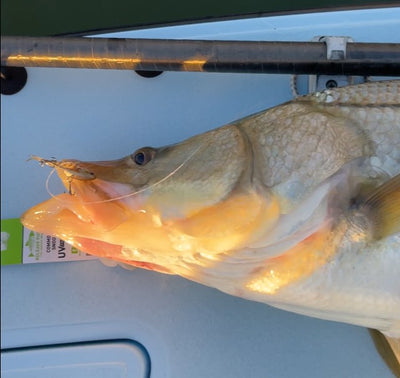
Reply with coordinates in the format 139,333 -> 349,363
1,36 -> 400,76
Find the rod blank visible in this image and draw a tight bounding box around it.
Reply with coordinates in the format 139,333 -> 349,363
1,36 -> 400,75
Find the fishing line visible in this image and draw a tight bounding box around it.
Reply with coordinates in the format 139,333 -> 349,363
45,167 -> 62,197
45,166 -> 75,196
44,145 -> 202,205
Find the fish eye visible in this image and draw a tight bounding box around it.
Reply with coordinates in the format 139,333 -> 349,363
131,147 -> 155,166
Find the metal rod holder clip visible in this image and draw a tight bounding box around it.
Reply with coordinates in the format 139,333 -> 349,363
319,36 -> 354,60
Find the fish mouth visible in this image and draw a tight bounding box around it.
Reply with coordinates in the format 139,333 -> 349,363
21,157 -> 177,273
21,156 -> 154,267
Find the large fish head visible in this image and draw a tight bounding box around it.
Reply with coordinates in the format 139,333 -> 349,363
21,125 -> 278,273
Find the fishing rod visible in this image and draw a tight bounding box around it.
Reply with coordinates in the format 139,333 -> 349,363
1,36 -> 400,76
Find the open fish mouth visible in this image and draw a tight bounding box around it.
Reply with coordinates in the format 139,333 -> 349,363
21,156 -> 167,271
22,158 -> 174,273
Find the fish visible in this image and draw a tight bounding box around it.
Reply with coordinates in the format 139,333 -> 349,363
22,80 -> 400,370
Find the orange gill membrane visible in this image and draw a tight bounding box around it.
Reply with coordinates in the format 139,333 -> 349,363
22,156 -> 280,274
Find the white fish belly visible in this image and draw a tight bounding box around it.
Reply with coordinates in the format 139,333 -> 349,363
251,234 -> 400,337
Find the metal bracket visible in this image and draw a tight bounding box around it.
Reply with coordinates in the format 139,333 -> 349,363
319,36 -> 353,60
307,36 -> 365,93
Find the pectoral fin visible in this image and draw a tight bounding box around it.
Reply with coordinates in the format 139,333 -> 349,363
363,174 -> 400,240
369,329 -> 400,377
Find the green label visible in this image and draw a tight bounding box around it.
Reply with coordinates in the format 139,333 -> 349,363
1,218 -> 23,265
21,227 -> 97,264
1,218 -> 97,265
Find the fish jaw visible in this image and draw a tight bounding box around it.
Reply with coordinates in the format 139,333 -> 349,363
21,199 -> 173,274
20,191 -> 177,273
21,182 -> 280,272
20,192 -> 130,240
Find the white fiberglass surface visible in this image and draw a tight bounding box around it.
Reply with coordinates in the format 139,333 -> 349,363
2,341 -> 150,378
2,7 -> 399,378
